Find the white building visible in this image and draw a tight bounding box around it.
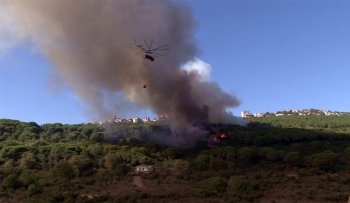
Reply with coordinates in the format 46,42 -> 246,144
135,165 -> 154,172
133,117 -> 141,123
143,117 -> 150,122
254,113 -> 265,117
323,110 -> 333,116
241,111 -> 253,118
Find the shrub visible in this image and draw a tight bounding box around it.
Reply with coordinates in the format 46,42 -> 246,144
19,172 -> 36,188
237,147 -> 256,161
115,164 -> 129,176
283,152 -> 304,166
1,175 -> 21,189
310,150 -> 338,171
27,184 -> 40,196
196,176 -> 227,195
51,161 -> 75,180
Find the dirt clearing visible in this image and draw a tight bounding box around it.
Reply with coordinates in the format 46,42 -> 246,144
133,176 -> 145,188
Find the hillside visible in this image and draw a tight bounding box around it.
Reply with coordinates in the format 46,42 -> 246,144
1,116 -> 350,202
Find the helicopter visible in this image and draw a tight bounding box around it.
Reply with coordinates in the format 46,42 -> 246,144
131,39 -> 169,62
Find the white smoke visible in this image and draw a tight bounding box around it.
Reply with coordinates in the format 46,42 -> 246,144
182,57 -> 212,82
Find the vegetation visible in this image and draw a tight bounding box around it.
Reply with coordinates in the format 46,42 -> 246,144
1,115 -> 350,202
247,114 -> 350,131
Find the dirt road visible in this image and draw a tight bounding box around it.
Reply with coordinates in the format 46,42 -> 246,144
132,176 -> 144,188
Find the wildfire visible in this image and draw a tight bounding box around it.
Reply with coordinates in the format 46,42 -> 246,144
211,133 -> 227,141
207,131 -> 228,148
205,124 -> 230,148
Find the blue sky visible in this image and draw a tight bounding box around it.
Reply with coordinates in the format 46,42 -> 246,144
1,0 -> 349,124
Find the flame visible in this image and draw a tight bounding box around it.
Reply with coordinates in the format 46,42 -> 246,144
207,128 -> 229,148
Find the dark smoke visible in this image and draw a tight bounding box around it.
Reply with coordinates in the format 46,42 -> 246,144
2,0 -> 246,148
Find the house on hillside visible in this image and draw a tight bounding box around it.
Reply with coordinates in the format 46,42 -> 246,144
254,113 -> 265,117
241,111 -> 253,118
115,118 -> 122,123
135,165 -> 154,172
133,118 -> 141,123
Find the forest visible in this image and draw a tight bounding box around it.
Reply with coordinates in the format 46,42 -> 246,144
1,115 -> 350,203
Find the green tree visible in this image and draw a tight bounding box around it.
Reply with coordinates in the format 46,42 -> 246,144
196,176 -> 227,195
86,143 -> 104,159
265,149 -> 285,162
310,150 -> 338,170
1,175 -> 21,189
162,147 -> 181,160
50,133 -> 62,142
237,147 -> 255,161
27,184 -> 40,196
115,164 -> 129,176
144,142 -> 160,154
67,131 -> 80,141
209,158 -> 227,171
104,154 -> 122,170
19,152 -> 37,170
19,172 -> 36,188
1,159 -> 17,169
283,152 -> 304,166
227,175 -> 253,195
51,161 -> 75,180
90,131 -> 103,142
68,155 -> 94,176
196,155 -> 211,165
0,145 -> 27,160
257,147 -> 272,159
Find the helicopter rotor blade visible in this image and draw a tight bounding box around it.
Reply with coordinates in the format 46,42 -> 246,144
129,45 -> 140,49
151,44 -> 168,50
144,39 -> 150,50
149,39 -> 154,50
152,48 -> 169,51
153,52 -> 164,56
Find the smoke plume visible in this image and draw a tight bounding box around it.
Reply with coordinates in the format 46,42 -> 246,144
1,0 -> 245,147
